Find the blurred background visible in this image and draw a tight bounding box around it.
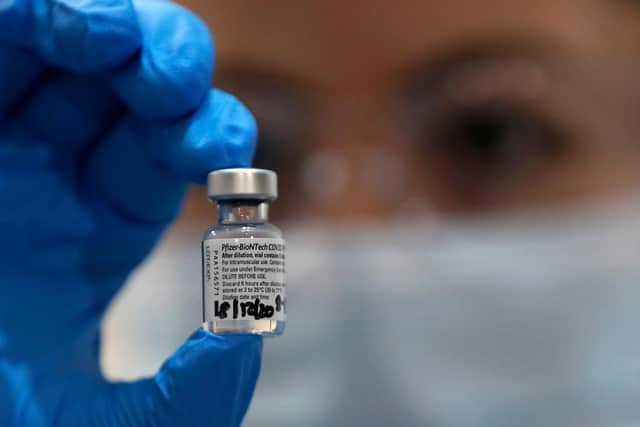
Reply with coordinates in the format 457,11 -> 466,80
103,1 -> 640,426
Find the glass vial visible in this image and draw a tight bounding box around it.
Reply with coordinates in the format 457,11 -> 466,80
202,168 -> 286,336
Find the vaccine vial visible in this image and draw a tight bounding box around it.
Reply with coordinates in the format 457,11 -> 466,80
202,168 -> 286,336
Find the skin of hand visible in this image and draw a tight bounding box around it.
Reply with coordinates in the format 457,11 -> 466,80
0,0 -> 262,426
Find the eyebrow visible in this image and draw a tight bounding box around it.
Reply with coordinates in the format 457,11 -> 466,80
214,63 -> 311,102
215,39 -> 564,110
213,63 -> 314,137
400,40 -> 560,95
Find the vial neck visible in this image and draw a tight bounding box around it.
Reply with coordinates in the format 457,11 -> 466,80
217,201 -> 269,224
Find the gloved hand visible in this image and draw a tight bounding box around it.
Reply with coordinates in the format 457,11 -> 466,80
0,1 -> 262,426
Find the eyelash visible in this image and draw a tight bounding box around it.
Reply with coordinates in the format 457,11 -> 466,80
427,98 -> 568,155
409,98 -> 577,199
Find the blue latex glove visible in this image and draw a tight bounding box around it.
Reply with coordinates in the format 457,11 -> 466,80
0,0 -> 262,426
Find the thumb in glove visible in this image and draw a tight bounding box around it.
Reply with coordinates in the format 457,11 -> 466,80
9,330 -> 262,427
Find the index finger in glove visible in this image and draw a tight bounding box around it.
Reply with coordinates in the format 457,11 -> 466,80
111,0 -> 215,119
85,89 -> 257,226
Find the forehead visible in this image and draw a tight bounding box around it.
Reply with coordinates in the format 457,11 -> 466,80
183,0 -> 634,91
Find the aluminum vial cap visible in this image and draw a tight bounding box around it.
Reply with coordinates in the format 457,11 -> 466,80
207,168 -> 278,201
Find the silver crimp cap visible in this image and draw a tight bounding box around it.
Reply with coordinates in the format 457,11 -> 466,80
207,168 -> 278,201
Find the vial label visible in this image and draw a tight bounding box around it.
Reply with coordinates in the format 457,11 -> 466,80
203,238 -> 286,323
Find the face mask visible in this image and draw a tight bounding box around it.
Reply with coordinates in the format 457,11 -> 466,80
243,199 -> 640,427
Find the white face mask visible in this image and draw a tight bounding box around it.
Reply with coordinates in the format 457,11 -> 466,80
244,199 -> 640,427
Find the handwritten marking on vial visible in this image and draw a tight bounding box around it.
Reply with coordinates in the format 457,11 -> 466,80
214,295 -> 285,320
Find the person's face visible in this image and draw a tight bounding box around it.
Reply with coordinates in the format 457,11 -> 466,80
180,0 -> 640,222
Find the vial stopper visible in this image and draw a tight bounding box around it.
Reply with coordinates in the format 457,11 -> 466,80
207,168 -> 278,201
